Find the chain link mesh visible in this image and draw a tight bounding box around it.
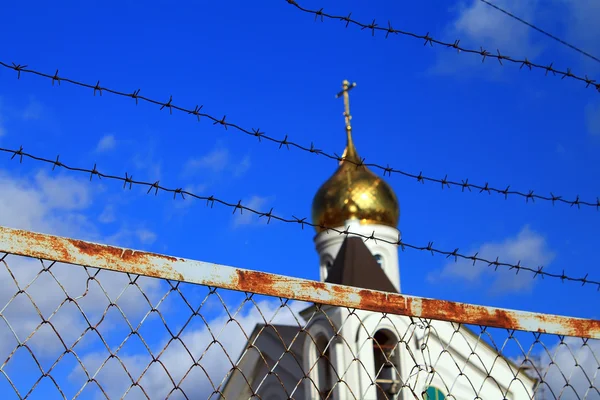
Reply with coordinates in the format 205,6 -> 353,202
0,252 -> 598,399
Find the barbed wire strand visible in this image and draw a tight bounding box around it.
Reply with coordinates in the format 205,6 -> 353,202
1,145 -> 598,291
478,0 -> 600,64
285,0 -> 600,92
1,61 -> 598,212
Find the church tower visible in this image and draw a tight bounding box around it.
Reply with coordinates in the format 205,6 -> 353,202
301,81 -> 405,400
223,81 -> 537,400
311,80 -> 402,292
223,81 -> 536,400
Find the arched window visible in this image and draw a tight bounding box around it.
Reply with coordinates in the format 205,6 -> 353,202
326,260 -> 333,275
423,386 -> 445,400
321,257 -> 334,279
315,335 -> 334,398
374,254 -> 384,268
373,330 -> 401,399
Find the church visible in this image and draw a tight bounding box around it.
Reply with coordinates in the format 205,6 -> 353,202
221,81 -> 537,399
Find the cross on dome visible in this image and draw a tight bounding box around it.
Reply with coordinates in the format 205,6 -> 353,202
310,80 -> 400,233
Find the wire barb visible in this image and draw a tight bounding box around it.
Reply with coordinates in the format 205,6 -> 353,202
0,60 -> 597,209
1,145 -> 597,291
478,0 -> 600,65
285,0 -> 600,94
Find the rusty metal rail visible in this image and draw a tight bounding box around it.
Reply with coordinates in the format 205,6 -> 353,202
1,225 -> 599,399
1,225 -> 597,340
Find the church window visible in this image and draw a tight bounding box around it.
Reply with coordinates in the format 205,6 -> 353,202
373,329 -> 401,399
322,258 -> 334,279
423,386 -> 445,400
374,254 -> 384,268
315,335 -> 334,398
326,260 -> 333,273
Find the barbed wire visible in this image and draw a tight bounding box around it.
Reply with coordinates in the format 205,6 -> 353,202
1,61 -> 598,211
285,0 -> 600,92
1,144 -> 598,292
478,0 -> 600,64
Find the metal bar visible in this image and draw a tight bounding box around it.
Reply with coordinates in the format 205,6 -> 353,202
0,225 -> 598,339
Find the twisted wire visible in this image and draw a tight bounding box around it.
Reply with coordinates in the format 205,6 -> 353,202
2,144 -> 598,291
285,0 -> 600,91
1,61 -> 598,211
478,0 -> 600,64
1,253 -> 597,399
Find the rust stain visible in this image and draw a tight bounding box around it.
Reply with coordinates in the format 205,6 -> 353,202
236,270 -> 279,294
357,289 -> 408,314
9,228 -> 182,282
4,227 -> 600,339
69,238 -> 177,263
43,233 -> 71,264
419,299 -> 520,330
68,237 -> 183,281
565,317 -> 600,337
329,283 -> 348,295
537,313 -> 600,338
234,270 -> 355,304
416,299 -> 600,338
308,280 -> 327,292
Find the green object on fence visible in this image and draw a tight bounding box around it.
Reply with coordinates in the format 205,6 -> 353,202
424,386 -> 445,400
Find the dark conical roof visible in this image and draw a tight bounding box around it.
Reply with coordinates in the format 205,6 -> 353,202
325,236 -> 398,293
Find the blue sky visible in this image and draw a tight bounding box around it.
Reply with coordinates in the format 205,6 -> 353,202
0,0 -> 599,397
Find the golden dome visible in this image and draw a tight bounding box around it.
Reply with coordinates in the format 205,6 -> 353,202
311,129 -> 400,233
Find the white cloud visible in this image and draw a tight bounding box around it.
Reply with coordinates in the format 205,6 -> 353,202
96,134 -> 117,152
430,0 -> 600,77
183,145 -> 251,179
22,98 -> 43,121
34,170 -> 91,210
232,195 -> 272,227
435,1 -> 600,137
0,116 -> 5,137
540,337 -> 600,399
428,226 -> 555,294
0,169 -> 163,373
454,0 -> 540,56
183,147 -> 230,176
67,299 -> 305,399
233,155 -> 251,177
98,204 -> 116,223
131,141 -> 162,181
0,99 -> 6,137
513,337 -> 600,399
431,0 -> 543,76
585,103 -> 600,136
104,226 -> 158,248
136,229 -> 157,244
0,170 -> 96,238
561,0 -> 600,66
0,258 -> 162,363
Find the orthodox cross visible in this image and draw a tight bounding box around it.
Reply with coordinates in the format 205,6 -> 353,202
335,80 -> 357,133
336,80 -> 357,163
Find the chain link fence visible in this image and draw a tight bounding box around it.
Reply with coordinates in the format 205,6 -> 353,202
0,226 -> 598,399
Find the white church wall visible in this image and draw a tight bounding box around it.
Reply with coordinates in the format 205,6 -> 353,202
334,308 -> 369,400
306,308 -> 537,399
302,315 -> 341,399
410,319 -> 536,399
354,310 -> 420,399
308,213 -> 536,399
314,220 -> 402,291
301,306 -> 375,399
